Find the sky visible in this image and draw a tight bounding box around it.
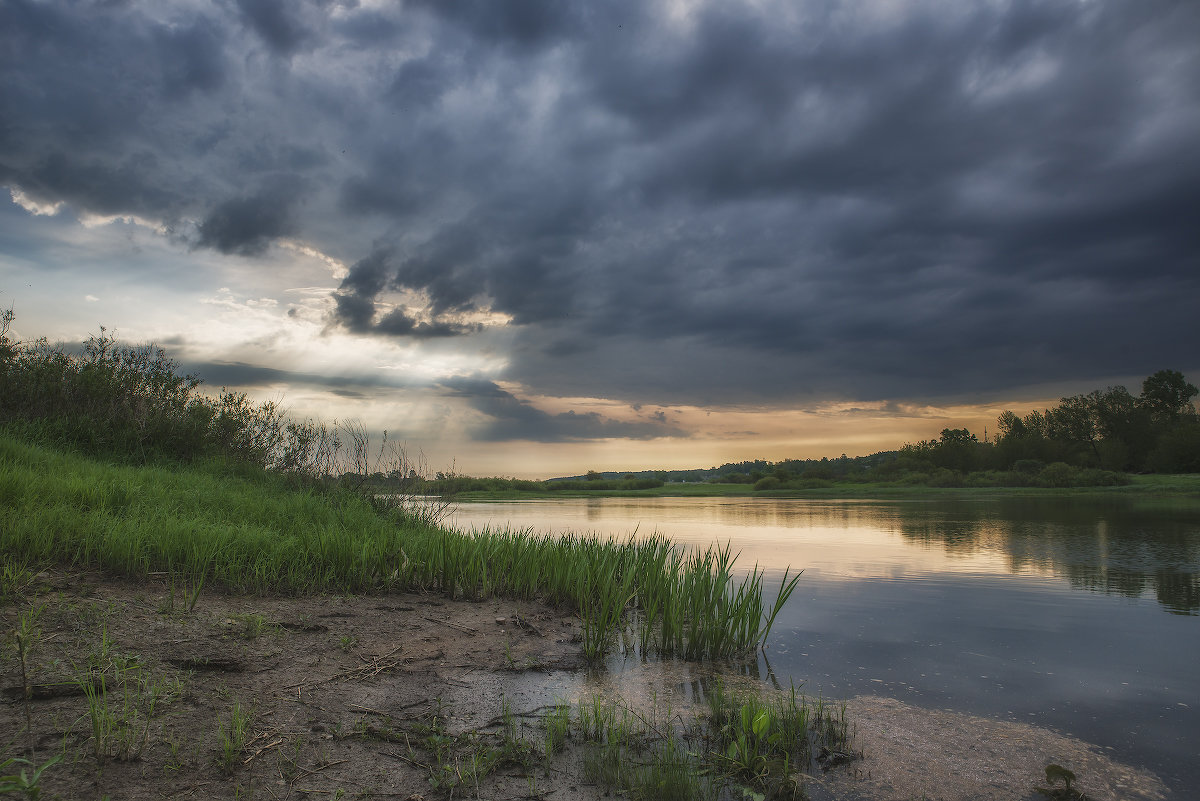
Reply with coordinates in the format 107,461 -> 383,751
2,0 -> 1198,478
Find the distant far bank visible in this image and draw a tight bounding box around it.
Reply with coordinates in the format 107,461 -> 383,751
412,368 -> 1198,499
423,473 -> 1200,502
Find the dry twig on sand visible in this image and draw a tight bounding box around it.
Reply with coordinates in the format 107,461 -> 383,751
330,645 -> 405,682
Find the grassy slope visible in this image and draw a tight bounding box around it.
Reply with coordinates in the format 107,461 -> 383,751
0,433 -> 426,594
0,433 -> 794,659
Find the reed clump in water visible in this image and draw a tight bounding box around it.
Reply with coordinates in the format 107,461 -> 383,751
572,679 -> 856,800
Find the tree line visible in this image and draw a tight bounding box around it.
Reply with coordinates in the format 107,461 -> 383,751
414,370 -> 1198,493
375,370 -> 1200,493
905,369 -> 1198,476
711,370 -> 1198,489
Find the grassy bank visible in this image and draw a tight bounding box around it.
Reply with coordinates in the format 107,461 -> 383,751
0,430 -> 817,799
0,432 -> 795,661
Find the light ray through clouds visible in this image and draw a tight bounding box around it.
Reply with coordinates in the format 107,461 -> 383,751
1,0 -> 1197,476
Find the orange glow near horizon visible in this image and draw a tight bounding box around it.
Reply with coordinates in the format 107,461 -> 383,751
438,395 -> 1065,479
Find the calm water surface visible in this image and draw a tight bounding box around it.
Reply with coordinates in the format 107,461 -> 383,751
449,495 -> 1200,795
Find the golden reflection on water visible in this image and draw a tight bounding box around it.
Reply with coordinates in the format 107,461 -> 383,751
450,495 -> 1200,614
457,496 -> 1200,798
449,496 -> 1016,581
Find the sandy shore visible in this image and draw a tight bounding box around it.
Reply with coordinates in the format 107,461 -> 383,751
1,570 -> 1169,800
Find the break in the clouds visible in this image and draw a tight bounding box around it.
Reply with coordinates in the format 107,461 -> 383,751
2,0 -> 1199,451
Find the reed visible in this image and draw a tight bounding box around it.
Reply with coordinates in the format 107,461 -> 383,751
574,679 -> 854,801
218,702 -> 251,775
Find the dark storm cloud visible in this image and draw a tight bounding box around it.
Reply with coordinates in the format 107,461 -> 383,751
233,0 -> 312,55
195,184 -> 301,256
4,0 -> 1199,410
333,247 -> 484,338
406,0 -> 590,48
11,153 -> 177,219
184,360 -> 416,392
0,0 -> 320,247
373,309 -> 481,339
331,184 -> 591,333
441,378 -> 688,443
332,293 -> 376,333
154,15 -> 228,96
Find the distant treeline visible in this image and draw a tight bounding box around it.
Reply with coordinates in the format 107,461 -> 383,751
717,369 -> 1198,489
417,370 -> 1198,493
376,471 -> 668,495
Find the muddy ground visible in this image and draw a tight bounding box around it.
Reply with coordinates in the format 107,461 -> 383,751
1,570 -> 1170,800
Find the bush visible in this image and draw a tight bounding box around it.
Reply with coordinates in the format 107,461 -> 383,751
963,471 -> 1005,487
792,478 -> 833,489
620,477 -> 665,490
995,470 -> 1034,487
753,477 -> 781,491
1037,462 -> 1077,488
1076,468 -> 1130,486
926,468 -> 963,487
0,313 -> 362,481
1144,422 -> 1200,473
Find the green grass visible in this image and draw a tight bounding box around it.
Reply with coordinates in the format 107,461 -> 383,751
573,681 -> 856,801
76,631 -> 179,765
1125,473 -> 1200,493
0,754 -> 61,799
218,702 -> 252,775
0,434 -> 415,595
0,432 -> 792,660
344,685 -> 849,800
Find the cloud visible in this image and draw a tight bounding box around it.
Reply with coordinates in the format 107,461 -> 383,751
405,0 -> 591,49
3,0 -> 1199,419
441,378 -> 688,442
195,184 -> 301,256
373,308 -> 481,339
183,360 -> 415,392
330,247 -> 487,338
234,0 -> 312,56
154,14 -> 228,96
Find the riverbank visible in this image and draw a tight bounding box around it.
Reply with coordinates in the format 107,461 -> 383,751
2,568 -> 1169,801
2,567 -> 587,800
0,433 -> 786,662
451,473 -> 1200,502
0,435 -> 1181,799
1,432 -> 807,796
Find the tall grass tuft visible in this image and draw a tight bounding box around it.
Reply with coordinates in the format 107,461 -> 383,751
574,681 -> 854,800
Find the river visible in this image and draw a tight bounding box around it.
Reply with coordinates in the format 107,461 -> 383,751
448,494 -> 1200,796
